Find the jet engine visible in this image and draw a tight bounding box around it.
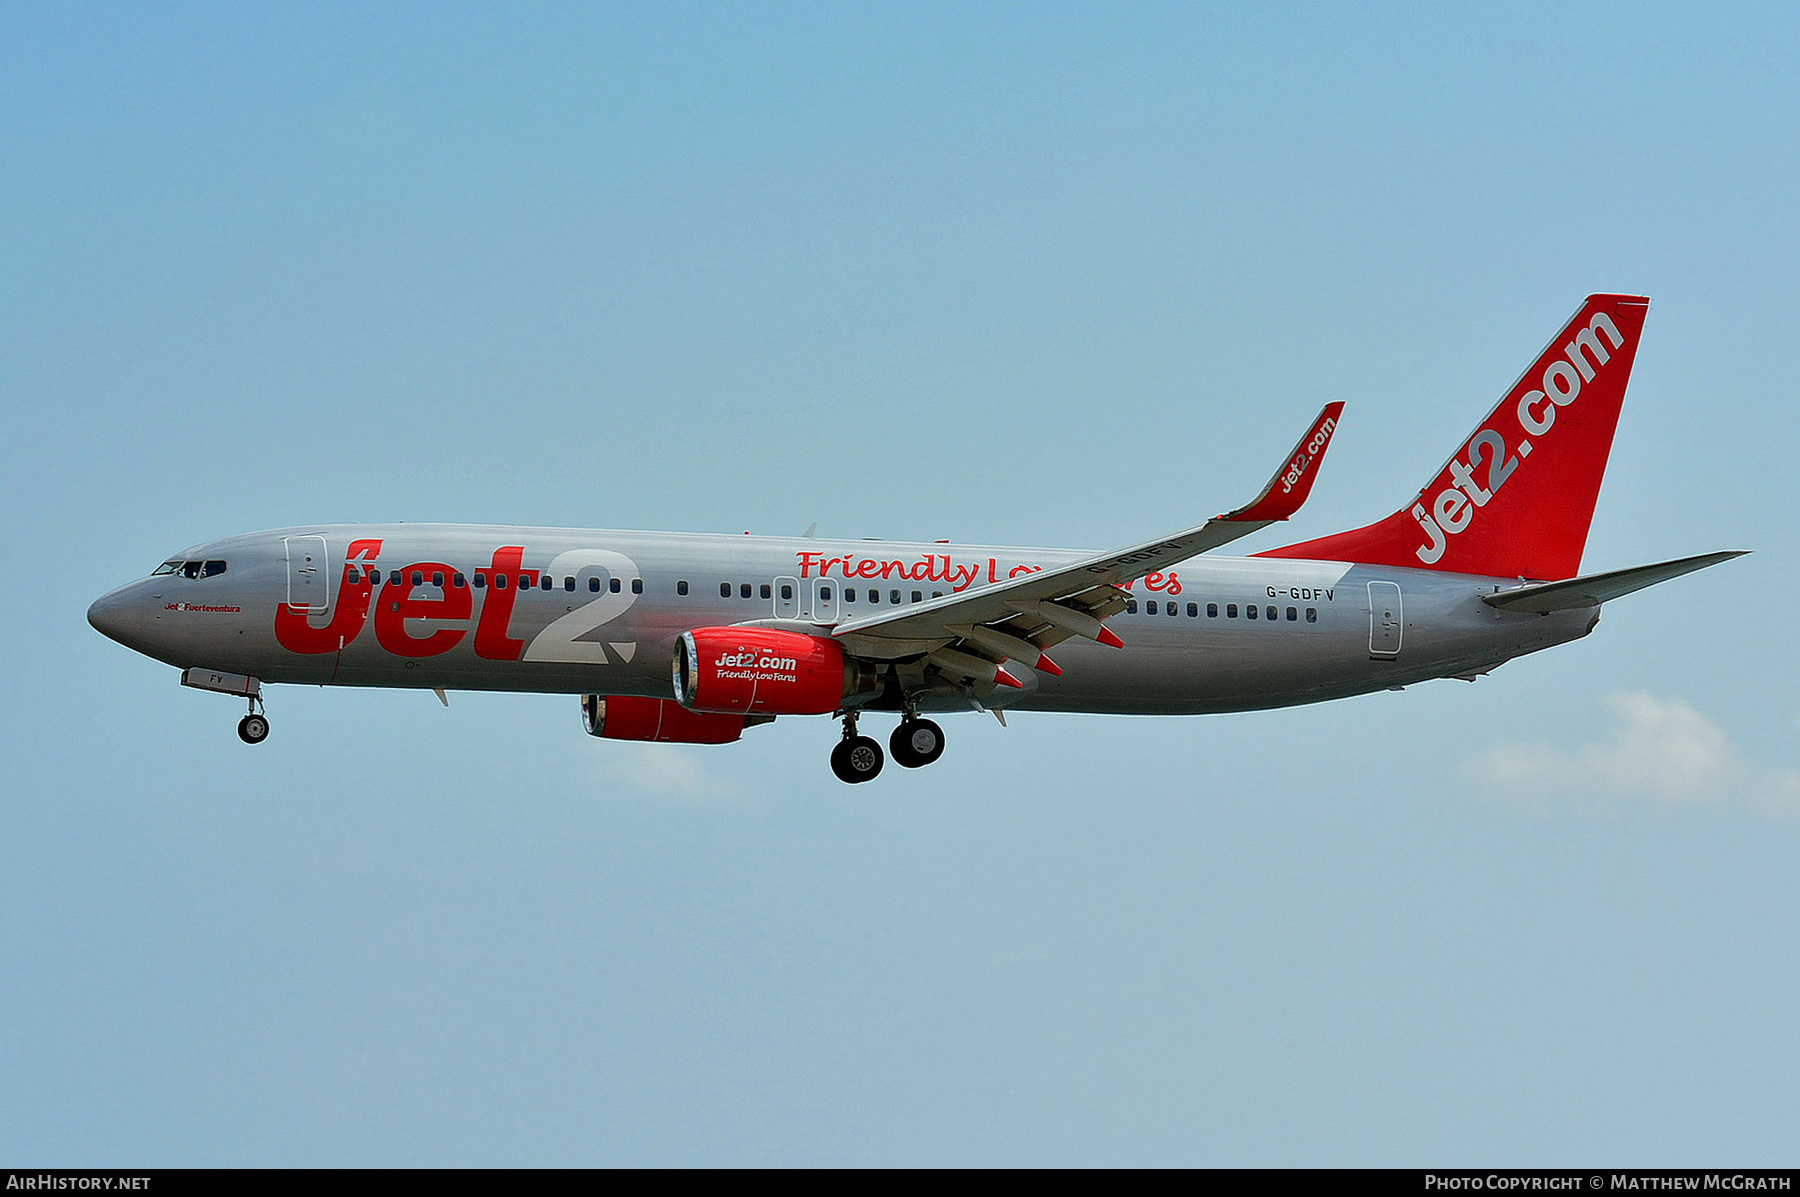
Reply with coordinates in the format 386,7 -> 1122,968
581,694 -> 746,744
674,627 -> 882,715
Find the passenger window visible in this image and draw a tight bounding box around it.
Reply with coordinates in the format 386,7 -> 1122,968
821,586 -> 833,602
453,573 -> 466,588
567,576 -> 577,592
844,589 -> 857,602
889,589 -> 901,604
933,591 -> 943,599
201,560 -> 227,577
760,583 -> 771,600
740,583 -> 752,599
677,580 -> 688,595
495,574 -> 508,590
1286,607 -> 1297,621
781,584 -> 794,601
719,582 -> 731,598
631,579 -> 643,594
1207,603 -> 1218,617
474,572 -> 486,589
1246,603 -> 1257,619
1187,602 -> 1198,617
1266,606 -> 1277,621
432,571 -> 445,587
1146,600 -> 1158,615
589,577 -> 600,592
1169,603 -> 1179,617
1306,607 -> 1318,623
911,590 -> 922,603
412,571 -> 424,587
541,575 -> 553,591
610,578 -> 621,593
1126,599 -> 1139,614
1226,604 -> 1238,618
519,575 -> 530,589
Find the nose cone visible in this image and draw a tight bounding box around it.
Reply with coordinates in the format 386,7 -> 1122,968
88,584 -> 144,648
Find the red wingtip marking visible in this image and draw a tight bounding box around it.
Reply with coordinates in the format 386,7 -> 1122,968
1096,626 -> 1124,649
1224,399 -> 1346,523
1034,652 -> 1063,676
993,667 -> 1025,689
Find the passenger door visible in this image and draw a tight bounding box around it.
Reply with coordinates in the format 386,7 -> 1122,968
284,536 -> 329,613
1367,581 -> 1402,658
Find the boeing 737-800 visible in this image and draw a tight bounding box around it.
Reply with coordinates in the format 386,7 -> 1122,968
88,294 -> 1744,782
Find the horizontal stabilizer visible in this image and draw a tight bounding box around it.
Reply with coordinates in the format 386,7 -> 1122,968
1481,551 -> 1747,614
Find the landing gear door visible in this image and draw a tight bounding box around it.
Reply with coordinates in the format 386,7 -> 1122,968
773,576 -> 800,620
1368,580 -> 1402,658
285,536 -> 329,613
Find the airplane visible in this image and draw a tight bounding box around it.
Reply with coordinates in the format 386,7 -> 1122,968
88,293 -> 1745,783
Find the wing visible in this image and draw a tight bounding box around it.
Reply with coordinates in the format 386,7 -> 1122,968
1481,550 -> 1747,614
830,402 -> 1346,685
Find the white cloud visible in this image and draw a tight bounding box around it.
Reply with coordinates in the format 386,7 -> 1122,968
1476,692 -> 1798,819
596,742 -> 740,802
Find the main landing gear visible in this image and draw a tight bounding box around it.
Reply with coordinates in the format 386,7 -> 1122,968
829,708 -> 948,783
830,710 -> 884,784
889,717 -> 945,769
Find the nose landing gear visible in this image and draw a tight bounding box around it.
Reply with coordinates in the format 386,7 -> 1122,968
180,668 -> 269,744
236,695 -> 269,745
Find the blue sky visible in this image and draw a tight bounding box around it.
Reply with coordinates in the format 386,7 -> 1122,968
4,1 -> 1797,1165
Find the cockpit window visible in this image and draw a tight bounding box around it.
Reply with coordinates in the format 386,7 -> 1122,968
154,558 -> 227,578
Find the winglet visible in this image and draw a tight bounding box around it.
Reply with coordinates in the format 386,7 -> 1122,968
1220,401 -> 1345,523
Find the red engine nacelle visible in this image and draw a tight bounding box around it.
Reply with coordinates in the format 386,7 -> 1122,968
674,627 -> 881,715
581,694 -> 745,744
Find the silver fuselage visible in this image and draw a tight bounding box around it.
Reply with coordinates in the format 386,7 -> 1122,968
87,524 -> 1596,716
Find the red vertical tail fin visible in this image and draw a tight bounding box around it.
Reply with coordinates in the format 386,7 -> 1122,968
1257,293 -> 1650,581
